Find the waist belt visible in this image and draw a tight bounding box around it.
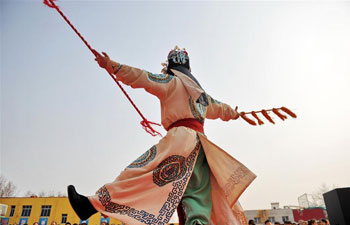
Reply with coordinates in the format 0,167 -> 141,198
166,118 -> 204,133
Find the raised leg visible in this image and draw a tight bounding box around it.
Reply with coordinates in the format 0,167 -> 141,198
67,185 -> 97,220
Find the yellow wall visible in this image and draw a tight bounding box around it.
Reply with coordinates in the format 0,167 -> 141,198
0,197 -> 123,225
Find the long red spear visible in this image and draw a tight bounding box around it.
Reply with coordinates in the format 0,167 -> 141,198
43,0 -> 162,137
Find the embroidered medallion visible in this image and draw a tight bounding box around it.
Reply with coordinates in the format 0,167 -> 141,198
153,155 -> 187,187
147,72 -> 174,83
127,146 -> 157,168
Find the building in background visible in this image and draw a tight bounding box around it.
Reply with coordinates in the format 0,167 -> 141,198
244,202 -> 327,224
298,194 -> 314,208
244,203 -> 295,224
0,197 -> 125,225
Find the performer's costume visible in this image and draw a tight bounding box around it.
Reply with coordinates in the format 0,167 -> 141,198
83,48 -> 256,225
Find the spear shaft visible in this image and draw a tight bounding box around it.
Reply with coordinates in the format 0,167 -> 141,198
44,0 -> 161,136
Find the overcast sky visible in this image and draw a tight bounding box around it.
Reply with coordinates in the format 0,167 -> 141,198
1,0 -> 350,215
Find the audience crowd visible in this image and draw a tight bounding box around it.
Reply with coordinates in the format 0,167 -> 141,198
248,218 -> 330,225
15,218 -> 331,225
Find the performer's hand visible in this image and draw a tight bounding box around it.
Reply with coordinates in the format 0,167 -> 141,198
92,49 -> 110,69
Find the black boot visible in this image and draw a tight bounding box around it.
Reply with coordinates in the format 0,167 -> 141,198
67,185 -> 97,220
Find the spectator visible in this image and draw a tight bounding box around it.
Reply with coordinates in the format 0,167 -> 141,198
319,219 -> 327,225
284,221 -> 292,225
298,220 -> 308,225
249,220 -> 256,225
275,222 -> 281,225
33,222 -> 39,225
265,220 -> 272,225
308,220 -> 317,225
50,222 -> 57,225
65,223 -> 71,225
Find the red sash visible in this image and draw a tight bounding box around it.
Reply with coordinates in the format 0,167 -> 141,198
166,118 -> 204,133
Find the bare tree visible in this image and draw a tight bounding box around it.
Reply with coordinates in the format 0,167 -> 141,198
310,183 -> 337,207
38,191 -> 47,197
23,191 -> 37,197
32,190 -> 66,197
0,175 -> 17,197
56,191 -> 67,197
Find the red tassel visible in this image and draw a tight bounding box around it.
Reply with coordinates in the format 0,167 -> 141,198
251,111 -> 264,125
240,112 -> 257,126
281,106 -> 297,118
261,110 -> 275,124
43,0 -> 58,9
272,108 -> 288,121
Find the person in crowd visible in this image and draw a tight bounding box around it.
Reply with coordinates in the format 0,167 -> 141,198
319,219 -> 328,225
265,220 -> 272,225
249,220 -> 256,225
308,220 -> 317,225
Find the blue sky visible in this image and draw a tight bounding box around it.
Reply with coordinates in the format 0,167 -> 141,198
1,0 -> 350,214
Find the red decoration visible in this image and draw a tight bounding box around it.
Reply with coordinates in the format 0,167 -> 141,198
261,109 -> 275,124
239,107 -> 297,126
251,111 -> 264,125
272,108 -> 288,121
281,106 -> 297,118
240,112 -> 257,126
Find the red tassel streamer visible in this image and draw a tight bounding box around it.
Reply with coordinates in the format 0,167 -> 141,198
281,107 -> 297,118
140,120 -> 162,137
272,108 -> 288,121
240,112 -> 257,126
261,110 -> 275,124
251,111 -> 264,125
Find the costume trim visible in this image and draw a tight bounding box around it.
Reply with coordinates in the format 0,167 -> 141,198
189,97 -> 206,123
223,166 -> 250,197
96,138 -> 201,225
209,95 -> 221,105
147,72 -> 174,83
127,146 -> 157,169
113,64 -> 123,75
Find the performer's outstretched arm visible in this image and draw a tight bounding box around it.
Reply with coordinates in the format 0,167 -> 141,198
205,95 -> 239,121
93,50 -> 174,99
